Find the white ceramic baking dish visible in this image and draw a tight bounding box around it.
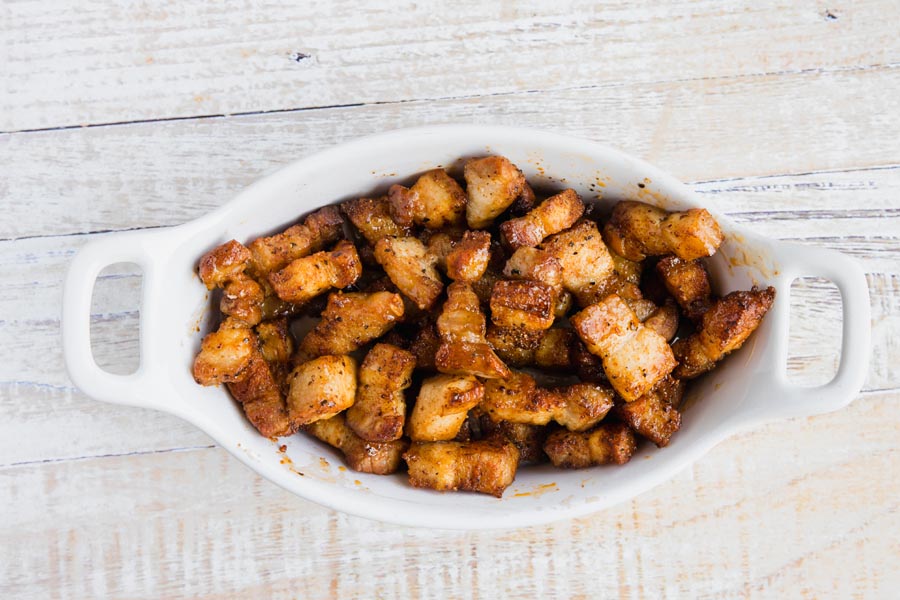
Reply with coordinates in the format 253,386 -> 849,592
63,125 -> 870,529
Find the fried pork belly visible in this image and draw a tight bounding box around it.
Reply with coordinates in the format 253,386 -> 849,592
297,291 -> 404,361
409,320 -> 441,370
286,355 -> 357,426
464,156 -> 527,229
610,251 -> 643,286
192,317 -> 256,386
404,438 -> 520,497
502,247 -> 568,317
268,239 -> 362,304
199,239 -> 252,289
642,299 -> 680,342
656,255 -> 713,321
540,220 -> 616,307
306,414 -> 408,475
248,206 -> 344,275
616,375 -> 685,447
445,230 -> 492,282
345,343 -> 416,442
342,196 -> 411,244
477,417 -> 547,464
485,325 -> 545,367
543,422 -> 637,468
374,236 -> 444,310
532,327 -> 577,370
500,189 -> 585,250
490,280 -> 556,331
407,374 -> 484,442
571,294 -> 677,402
673,287 -> 776,379
255,317 -> 295,364
388,168 -> 467,229
220,273 -> 265,326
227,352 -> 292,438
435,282 -> 509,379
603,201 -> 724,262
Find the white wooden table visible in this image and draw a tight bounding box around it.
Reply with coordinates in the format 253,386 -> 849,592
2,2 -> 898,597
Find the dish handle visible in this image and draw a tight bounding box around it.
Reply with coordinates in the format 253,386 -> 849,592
764,241 -> 871,419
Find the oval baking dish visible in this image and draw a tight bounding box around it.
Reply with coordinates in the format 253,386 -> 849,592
62,125 -> 871,529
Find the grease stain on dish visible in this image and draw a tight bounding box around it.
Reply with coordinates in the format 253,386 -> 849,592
512,482 -> 559,498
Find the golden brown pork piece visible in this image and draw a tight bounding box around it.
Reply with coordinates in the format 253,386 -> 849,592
571,294 -> 677,402
445,230 -> 492,282
296,291 -> 404,361
656,255 -> 713,321
540,220 -> 617,307
490,280 -> 556,331
227,352 -> 293,438
286,355 -> 357,426
404,438 -> 520,497
532,328 -> 577,370
409,320 -> 441,370
476,417 -> 547,464
305,414 -> 408,475
255,317 -> 295,364
342,196 -> 411,245
571,338 -> 607,384
543,422 -> 637,468
510,180 -> 537,216
642,299 -> 680,342
198,239 -> 253,289
485,325 -> 545,367
500,189 -> 585,250
248,206 -> 344,275
407,374 -> 484,442
464,156 -> 527,229
603,201 -> 724,262
192,317 -> 256,386
345,344 -> 416,442
388,169 -> 467,230
268,239 -> 362,305
616,376 -> 685,447
435,282 -> 510,379
374,236 -> 444,310
673,287 -> 776,379
220,273 -> 265,326
482,372 -> 614,432
610,251 -> 643,286
502,246 -> 569,317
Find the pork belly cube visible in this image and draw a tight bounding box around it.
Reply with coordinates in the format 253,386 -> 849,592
500,189 -> 585,249
297,291 -> 404,360
477,417 -> 547,465
571,294 -> 677,402
287,355 -> 357,426
533,328 -> 576,370
603,201 -> 724,262
661,208 -> 725,261
192,318 -> 256,386
540,220 -> 617,307
445,230 -> 492,282
674,287 -> 776,379
346,344 -> 416,442
227,352 -> 292,438
306,414 -> 408,475
409,320 -> 442,370
220,273 -> 264,326
543,422 -> 637,468
248,206 -> 344,275
490,280 -> 556,331
268,239 -> 362,304
656,255 -> 713,321
485,325 -> 544,367
255,317 -> 295,364
435,282 -> 509,379
642,299 -> 680,342
503,247 -> 563,288
407,374 -> 484,442
388,168 -> 467,229
374,236 -> 444,310
404,438 -> 520,497
464,156 -> 526,229
616,375 -> 685,447
547,383 -> 616,432
342,196 -> 411,244
198,239 -> 252,289
610,251 -> 643,285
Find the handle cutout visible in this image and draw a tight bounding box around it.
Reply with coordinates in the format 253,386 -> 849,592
787,277 -> 842,387
90,263 -> 143,376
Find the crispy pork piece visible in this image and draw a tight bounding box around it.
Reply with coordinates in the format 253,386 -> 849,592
642,299 -> 680,342
477,417 -> 547,464
502,246 -> 567,317
286,355 -> 357,426
435,282 -> 510,379
464,156 -> 527,229
571,338 -> 607,384
540,220 -> 617,307
510,181 -> 537,216
656,255 -> 713,321
248,206 -> 344,275
227,352 -> 292,438
199,239 -> 252,289
220,273 -> 265,326
533,328 -> 577,370
603,201 -> 724,262
673,287 -> 776,379
268,240 -> 362,305
485,325 -> 545,367
445,230 -> 492,282
543,422 -> 637,468
571,294 -> 677,402
616,375 -> 685,447
306,414 -> 408,475
610,251 -> 643,286
490,280 -> 556,331
409,320 -> 442,370
482,372 -> 614,431
500,189 -> 585,250
342,196 -> 411,244
345,344 -> 416,442
255,317 -> 295,364
404,438 -> 520,497
374,236 -> 444,310
388,169 -> 467,229
296,291 -> 404,361
407,374 -> 484,442
192,317 -> 256,386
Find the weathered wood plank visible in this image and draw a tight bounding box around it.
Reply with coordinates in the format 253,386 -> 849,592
4,0 -> 899,131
